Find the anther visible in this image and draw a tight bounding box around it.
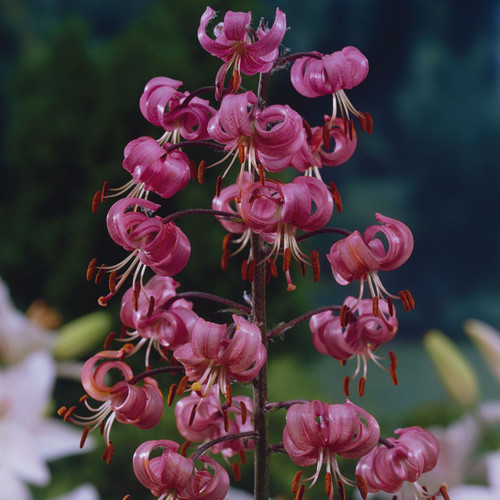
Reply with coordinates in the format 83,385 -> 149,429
356,473 -> 368,500
299,260 -> 306,277
232,461 -> 241,481
389,351 -> 398,369
197,160 -> 206,184
57,406 -> 67,417
80,426 -> 90,448
79,394 -> 88,404
108,271 -> 117,294
248,259 -> 256,283
86,258 -> 97,281
225,384 -> 232,407
358,376 -> 366,397
122,495 -> 131,500
258,163 -> 265,185
216,175 -> 223,197
222,233 -> 232,252
238,449 -> 247,464
63,405 -> 77,422
325,472 -> 333,497
167,383 -> 177,406
104,331 -> 116,350
338,479 -> 346,500
180,440 -> 190,457
91,191 -> 101,213
311,250 -> 320,282
358,112 -> 367,133
329,182 -> 343,213
101,181 -> 109,200
223,409 -> 230,432
240,400 -> 248,425
189,405 -> 197,427
146,296 -> 155,318
386,296 -> 394,316
343,375 -> 350,397
372,296 -> 379,317
340,305 -> 350,327
270,261 -> 278,278
283,248 -> 292,272
323,123 -> 331,150
348,118 -> 354,141
389,364 -> 398,386
302,118 -> 313,141
241,259 -> 249,281
102,441 -> 114,465
398,289 -> 415,311
291,471 -> 303,494
133,281 -> 141,311
238,144 -> 246,163
221,249 -> 229,271
439,484 -> 450,500
365,112 -> 373,134
177,376 -> 189,396
294,484 -> 305,500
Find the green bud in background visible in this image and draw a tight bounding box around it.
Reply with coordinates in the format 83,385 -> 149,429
423,329 -> 480,408
52,311 -> 112,359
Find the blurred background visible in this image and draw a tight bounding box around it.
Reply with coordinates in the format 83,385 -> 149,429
0,0 -> 499,498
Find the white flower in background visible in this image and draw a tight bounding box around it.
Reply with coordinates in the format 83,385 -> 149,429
0,350 -> 90,500
50,484 -> 100,500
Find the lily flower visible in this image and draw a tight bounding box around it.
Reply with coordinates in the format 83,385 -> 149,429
198,7 -> 286,99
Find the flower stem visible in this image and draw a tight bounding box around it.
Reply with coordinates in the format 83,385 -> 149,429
162,291 -> 251,315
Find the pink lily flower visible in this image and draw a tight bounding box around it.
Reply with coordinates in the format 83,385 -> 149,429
122,136 -> 191,199
120,275 -> 198,359
133,439 -> 229,499
175,386 -> 254,457
173,315 -> 266,399
327,213 -> 413,304
97,197 -> 191,306
283,399 -> 380,495
356,426 -> 440,498
198,7 -> 286,99
66,347 -> 163,460
140,77 -> 216,140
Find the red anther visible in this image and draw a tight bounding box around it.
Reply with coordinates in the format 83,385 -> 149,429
216,175 -> 223,197
302,118 -> 312,141
177,376 -> 189,396
311,250 -> 320,282
372,296 -> 379,317
91,191 -> 101,213
222,233 -> 232,252
398,289 -> 415,311
134,280 -> 141,306
221,249 -> 229,271
189,404 -> 197,427
389,350 -> 398,369
86,258 -> 97,281
241,259 -> 249,281
348,118 -> 354,141
108,271 -> 117,294
358,112 -> 367,133
342,115 -> 349,135
238,144 -> 246,164
340,359 -> 346,366
167,383 -> 177,406
94,265 -> 106,285
180,440 -> 191,457
338,479 -> 346,500
240,400 -> 248,425
188,159 -> 197,180
340,304 -> 350,327
120,343 -> 135,358
232,461 -> 241,481
325,472 -> 333,496
122,495 -> 131,500
258,163 -> 265,185
103,331 -> 116,350
283,248 -> 292,272
265,262 -> 272,284
57,406 -> 67,417
389,364 -> 399,386
298,260 -> 306,277
365,112 -> 373,134
197,160 -> 206,184
386,296 -> 394,316
358,376 -> 366,397
120,324 -> 127,339
329,182 -> 343,213
63,405 -> 77,422
146,296 -> 155,318
223,409 -> 230,432
439,484 -> 451,500
79,394 -> 88,404
343,375 -> 350,397
80,426 -> 90,449
356,473 -> 368,500
270,261 -> 278,278
238,449 -> 246,465
225,384 -> 232,407
323,123 -> 331,150
291,471 -> 303,494
101,181 -> 109,201
103,441 -> 114,464
294,484 -> 305,500
248,259 -> 256,283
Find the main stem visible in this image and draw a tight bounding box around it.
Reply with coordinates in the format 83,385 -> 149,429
251,231 -> 269,500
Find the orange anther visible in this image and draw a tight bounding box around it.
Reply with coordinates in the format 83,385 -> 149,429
389,350 -> 398,369
398,289 -> 415,311
270,261 -> 278,278
294,484 -> 305,500
222,233 -> 232,252
147,296 -> 155,318
101,180 -> 109,200
356,473 -> 368,499
197,160 -> 206,184
108,271 -> 117,294
340,304 -> 350,327
216,175 -> 223,197
180,440 -> 191,456
358,376 -> 366,397
338,479 -> 346,500
439,484 -> 450,500
343,375 -> 350,397
167,384 -> 177,406
386,296 -> 394,316
63,405 -> 77,422
94,265 -> 106,285
389,364 -> 398,386
57,406 -> 67,417
258,163 -> 265,185
311,250 -> 320,282
225,384 -> 232,407
358,112 -> 367,133
291,470 -> 303,494
80,426 -> 90,448
365,112 -> 373,134
86,258 -> 97,281
299,260 -> 306,277
221,249 -> 229,271
238,144 -> 246,163
79,394 -> 89,403
241,259 -> 249,281
223,409 -> 230,432
189,405 -> 197,427
348,118 -> 354,141
102,441 -> 114,464
104,331 -> 116,350
325,472 -> 333,496
122,496 -> 131,500
283,248 -> 292,272
91,191 -> 101,213
240,400 -> 248,425
372,296 -> 379,317
177,376 -> 189,396
232,461 -> 241,481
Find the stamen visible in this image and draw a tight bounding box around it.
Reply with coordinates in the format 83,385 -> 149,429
372,296 -> 379,317
101,441 -> 114,464
365,112 -> 373,134
398,289 -> 415,311
329,182 -> 343,213
302,118 -> 313,141
57,406 -> 67,417
167,383 -> 177,406
80,426 -> 90,448
386,296 -> 394,316
147,296 -> 155,317
270,261 -> 278,278
358,113 -> 367,133
86,258 -> 97,281
240,400 -> 247,425
189,404 -> 197,427
91,191 -> 101,213
94,265 -> 106,285
439,484 -> 450,500
223,409 -> 230,432
356,473 -> 368,500
216,175 -> 223,197
294,484 -> 305,500
358,376 -> 366,397
311,250 -> 320,282
225,383 -> 232,407
122,495 -> 131,500
389,364 -> 398,386
63,405 -> 77,422
299,260 -> 306,277
232,461 -> 242,481
103,331 -> 116,349
338,479 -> 346,500
101,181 -> 109,200
258,163 -> 265,185
108,271 -> 117,294
343,375 -> 350,397
292,471 -> 303,494
348,118 -> 354,141
325,472 -> 333,497
180,440 -> 190,457
197,160 -> 206,184
221,249 -> 229,271
177,376 -> 189,396
241,259 -> 249,281
340,305 -> 350,327
248,259 -> 256,283
389,351 -> 398,369
283,248 -> 292,272
222,233 -> 232,252
238,144 -> 246,163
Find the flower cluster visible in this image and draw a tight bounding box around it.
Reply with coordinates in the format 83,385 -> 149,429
62,6 -> 447,500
